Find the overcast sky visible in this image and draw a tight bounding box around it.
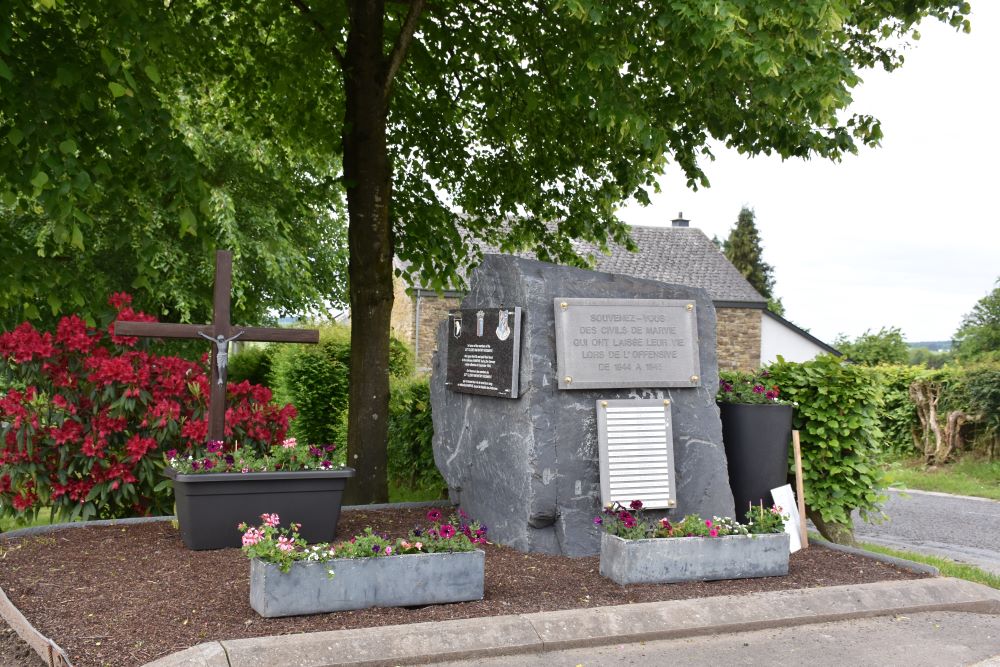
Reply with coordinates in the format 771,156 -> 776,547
617,3 -> 999,345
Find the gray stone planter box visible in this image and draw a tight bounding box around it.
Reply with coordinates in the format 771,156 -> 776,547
249,549 -> 486,617
600,532 -> 790,585
165,466 -> 354,550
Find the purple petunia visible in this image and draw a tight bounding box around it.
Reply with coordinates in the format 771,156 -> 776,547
206,440 -> 224,454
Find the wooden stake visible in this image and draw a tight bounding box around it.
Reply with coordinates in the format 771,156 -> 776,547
792,430 -> 808,548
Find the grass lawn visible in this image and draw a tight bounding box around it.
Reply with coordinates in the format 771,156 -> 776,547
856,540 -> 1000,591
0,508 -> 53,534
885,454 -> 1000,501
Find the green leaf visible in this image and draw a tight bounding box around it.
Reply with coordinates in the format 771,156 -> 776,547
6,128 -> 23,146
143,63 -> 160,83
108,81 -> 129,98
59,139 -> 77,155
70,224 -> 84,250
0,57 -> 12,81
30,171 -> 49,188
179,207 -> 197,237
47,292 -> 61,315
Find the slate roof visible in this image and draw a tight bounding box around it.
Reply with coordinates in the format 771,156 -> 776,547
402,223 -> 767,306
577,225 -> 767,305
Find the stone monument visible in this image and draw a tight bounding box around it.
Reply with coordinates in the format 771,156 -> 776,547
430,254 -> 735,556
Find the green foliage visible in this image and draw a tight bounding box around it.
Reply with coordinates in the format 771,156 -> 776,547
963,365 -> 1000,453
908,346 -> 952,369
388,377 -> 445,493
0,3 -> 348,330
270,324 -> 413,450
954,280 -> 1000,362
872,365 -> 923,455
228,345 -> 276,388
723,207 -> 777,300
834,327 -> 910,366
767,355 -> 888,531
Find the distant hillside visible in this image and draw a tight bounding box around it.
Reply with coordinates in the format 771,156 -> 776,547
907,340 -> 952,352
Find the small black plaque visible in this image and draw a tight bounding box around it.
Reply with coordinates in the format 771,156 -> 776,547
446,307 -> 522,398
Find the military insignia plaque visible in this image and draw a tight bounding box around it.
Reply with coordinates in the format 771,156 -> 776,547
446,307 -> 523,398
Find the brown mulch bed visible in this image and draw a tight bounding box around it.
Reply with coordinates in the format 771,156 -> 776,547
0,508 -> 926,667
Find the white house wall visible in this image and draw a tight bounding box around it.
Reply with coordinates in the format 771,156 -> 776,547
760,313 -> 829,365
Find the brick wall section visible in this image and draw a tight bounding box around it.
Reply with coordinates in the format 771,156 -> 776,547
389,278 -> 415,347
415,295 -> 462,369
715,307 -> 762,371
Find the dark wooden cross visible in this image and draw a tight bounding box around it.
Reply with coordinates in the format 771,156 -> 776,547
114,250 -> 319,442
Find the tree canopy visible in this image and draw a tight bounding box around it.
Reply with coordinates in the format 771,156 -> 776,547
2,0 -> 972,501
953,279 -> 1000,362
0,3 -> 348,329
834,326 -> 910,366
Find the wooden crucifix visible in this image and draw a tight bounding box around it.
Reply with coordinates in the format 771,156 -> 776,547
113,250 -> 320,442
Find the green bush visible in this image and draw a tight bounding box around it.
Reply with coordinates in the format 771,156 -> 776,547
228,345 -> 276,387
962,365 -> 1000,457
768,354 -> 887,543
388,376 -> 445,493
872,364 -> 923,456
269,323 -> 414,448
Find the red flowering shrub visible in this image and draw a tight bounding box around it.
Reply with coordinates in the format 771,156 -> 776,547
0,294 -> 295,522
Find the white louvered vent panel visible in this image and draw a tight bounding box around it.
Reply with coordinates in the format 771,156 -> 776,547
597,399 -> 677,509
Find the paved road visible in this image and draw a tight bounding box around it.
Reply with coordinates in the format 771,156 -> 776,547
431,611 -> 1000,666
853,488 -> 1000,575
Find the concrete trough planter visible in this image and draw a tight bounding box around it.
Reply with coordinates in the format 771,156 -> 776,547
600,532 -> 790,585
249,549 -> 486,617
165,467 -> 355,550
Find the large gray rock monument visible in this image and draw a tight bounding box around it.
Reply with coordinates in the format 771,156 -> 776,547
430,255 -> 735,556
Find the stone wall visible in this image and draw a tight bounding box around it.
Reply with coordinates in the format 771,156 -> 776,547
389,278 -> 415,346
414,294 -> 461,370
716,307 -> 762,371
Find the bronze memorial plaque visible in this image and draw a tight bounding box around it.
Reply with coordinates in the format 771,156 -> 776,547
553,298 -> 700,390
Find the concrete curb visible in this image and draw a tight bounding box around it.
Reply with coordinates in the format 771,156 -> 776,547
811,537 -> 941,576
888,487 -> 1000,504
144,577 -> 1000,667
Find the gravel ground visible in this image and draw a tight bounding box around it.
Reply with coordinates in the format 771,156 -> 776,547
0,508 -> 926,667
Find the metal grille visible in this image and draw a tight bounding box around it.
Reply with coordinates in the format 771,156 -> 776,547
597,399 -> 676,509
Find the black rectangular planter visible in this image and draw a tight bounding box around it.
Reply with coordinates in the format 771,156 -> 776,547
164,467 -> 355,550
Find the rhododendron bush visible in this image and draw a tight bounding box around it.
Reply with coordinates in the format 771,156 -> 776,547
0,294 -> 295,522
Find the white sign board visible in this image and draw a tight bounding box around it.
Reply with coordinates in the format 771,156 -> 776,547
771,484 -> 802,553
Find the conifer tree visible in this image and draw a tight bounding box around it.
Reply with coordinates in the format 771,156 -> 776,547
723,207 -> 783,315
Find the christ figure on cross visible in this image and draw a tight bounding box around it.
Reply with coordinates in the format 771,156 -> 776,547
113,250 -> 319,442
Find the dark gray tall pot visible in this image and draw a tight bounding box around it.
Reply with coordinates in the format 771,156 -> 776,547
719,403 -> 793,520
165,467 -> 355,550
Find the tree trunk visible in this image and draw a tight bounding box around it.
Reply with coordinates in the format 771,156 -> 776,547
342,0 -> 392,504
807,507 -> 856,546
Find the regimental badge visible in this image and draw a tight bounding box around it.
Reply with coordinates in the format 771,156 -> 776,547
476,310 -> 485,337
452,314 -> 463,339
495,308 -> 511,341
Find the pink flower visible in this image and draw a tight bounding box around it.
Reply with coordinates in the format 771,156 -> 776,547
384,546 -> 392,556
709,528 -> 719,537
629,499 -> 643,511
281,437 -> 297,449
414,542 -> 423,550
426,508 -> 442,522
277,536 -> 294,552
242,528 -> 263,546
262,513 -> 280,527
439,524 -> 456,539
